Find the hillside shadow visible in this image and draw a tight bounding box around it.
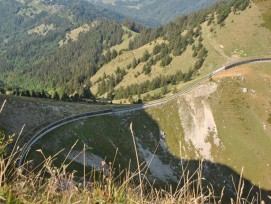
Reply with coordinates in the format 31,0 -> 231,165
23,102 -> 271,203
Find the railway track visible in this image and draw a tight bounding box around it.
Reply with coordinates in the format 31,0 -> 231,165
18,57 -> 271,166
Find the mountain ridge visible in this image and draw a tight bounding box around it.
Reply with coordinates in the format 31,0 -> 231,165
88,0 -> 223,27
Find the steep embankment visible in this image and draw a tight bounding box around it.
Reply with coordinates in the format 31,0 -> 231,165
148,62 -> 271,190
0,96 -> 118,141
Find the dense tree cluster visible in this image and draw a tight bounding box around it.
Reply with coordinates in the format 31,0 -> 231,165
114,70 -> 188,100
0,85 -> 95,102
192,36 -> 208,70
0,0 -> 124,96
0,5 -> 124,96
97,67 -> 127,96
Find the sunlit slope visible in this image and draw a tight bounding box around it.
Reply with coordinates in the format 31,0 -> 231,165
147,62 -> 271,189
210,63 -> 271,189
90,1 -> 271,98
206,1 -> 271,60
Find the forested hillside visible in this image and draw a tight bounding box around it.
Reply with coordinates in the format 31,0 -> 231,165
0,0 -> 125,98
0,0 -> 255,102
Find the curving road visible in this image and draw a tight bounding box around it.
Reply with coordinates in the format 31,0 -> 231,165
18,57 -> 271,166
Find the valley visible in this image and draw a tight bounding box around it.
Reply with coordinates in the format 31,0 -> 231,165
16,60 -> 271,202
88,0 -> 222,26
0,0 -> 271,203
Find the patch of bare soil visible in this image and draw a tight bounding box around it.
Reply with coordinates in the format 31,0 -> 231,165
214,66 -> 252,79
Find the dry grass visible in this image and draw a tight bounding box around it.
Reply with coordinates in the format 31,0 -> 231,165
209,2 -> 271,58
59,24 -> 90,46
0,132 -> 215,203
27,24 -> 54,35
102,25 -> 138,54
0,99 -> 6,114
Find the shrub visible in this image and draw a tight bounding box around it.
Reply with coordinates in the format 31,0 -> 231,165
267,114 -> 271,124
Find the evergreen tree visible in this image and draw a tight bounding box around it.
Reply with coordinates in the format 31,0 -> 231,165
82,86 -> 93,99
52,91 -> 60,100
60,92 -> 69,101
141,50 -> 150,62
132,58 -> 137,69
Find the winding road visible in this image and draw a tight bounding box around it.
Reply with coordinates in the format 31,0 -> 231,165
18,57 -> 271,166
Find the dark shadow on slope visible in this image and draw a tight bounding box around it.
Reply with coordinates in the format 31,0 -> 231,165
0,95 -> 129,144
23,103 -> 271,203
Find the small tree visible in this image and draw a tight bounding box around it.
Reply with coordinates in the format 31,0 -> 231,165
160,55 -> 172,67
21,90 -> 30,97
73,92 -> 80,102
161,85 -> 168,95
172,87 -> 177,94
82,86 -> 93,99
30,90 -> 37,97
141,50 -> 150,62
60,92 -> 69,101
52,91 -> 60,100
132,58 -> 137,69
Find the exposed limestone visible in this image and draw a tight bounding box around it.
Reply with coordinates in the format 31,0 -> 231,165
178,82 -> 222,161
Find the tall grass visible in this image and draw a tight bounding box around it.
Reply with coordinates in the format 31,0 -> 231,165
0,100 -> 269,203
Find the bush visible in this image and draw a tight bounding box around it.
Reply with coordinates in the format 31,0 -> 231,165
160,55 -> 172,67
268,114 -> 271,124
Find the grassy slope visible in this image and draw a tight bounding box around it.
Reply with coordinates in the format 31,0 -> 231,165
107,25 -> 139,53
257,0 -> 271,31
210,63 -> 271,189
26,63 -> 271,199
27,24 -> 55,35
90,1 -> 271,99
59,24 -> 91,46
0,95 -> 127,143
7,0 -> 271,200
145,63 -> 271,190
209,1 -> 271,58
30,110 -> 182,185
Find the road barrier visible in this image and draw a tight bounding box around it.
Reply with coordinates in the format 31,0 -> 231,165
18,57 -> 271,167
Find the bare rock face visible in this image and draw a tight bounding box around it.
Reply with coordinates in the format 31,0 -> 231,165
178,82 -> 223,161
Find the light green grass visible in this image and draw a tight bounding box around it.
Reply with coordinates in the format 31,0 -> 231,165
210,2 -> 271,58
146,100 -> 185,157
255,0 -> 271,31
208,63 -> 271,189
145,63 -> 271,190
